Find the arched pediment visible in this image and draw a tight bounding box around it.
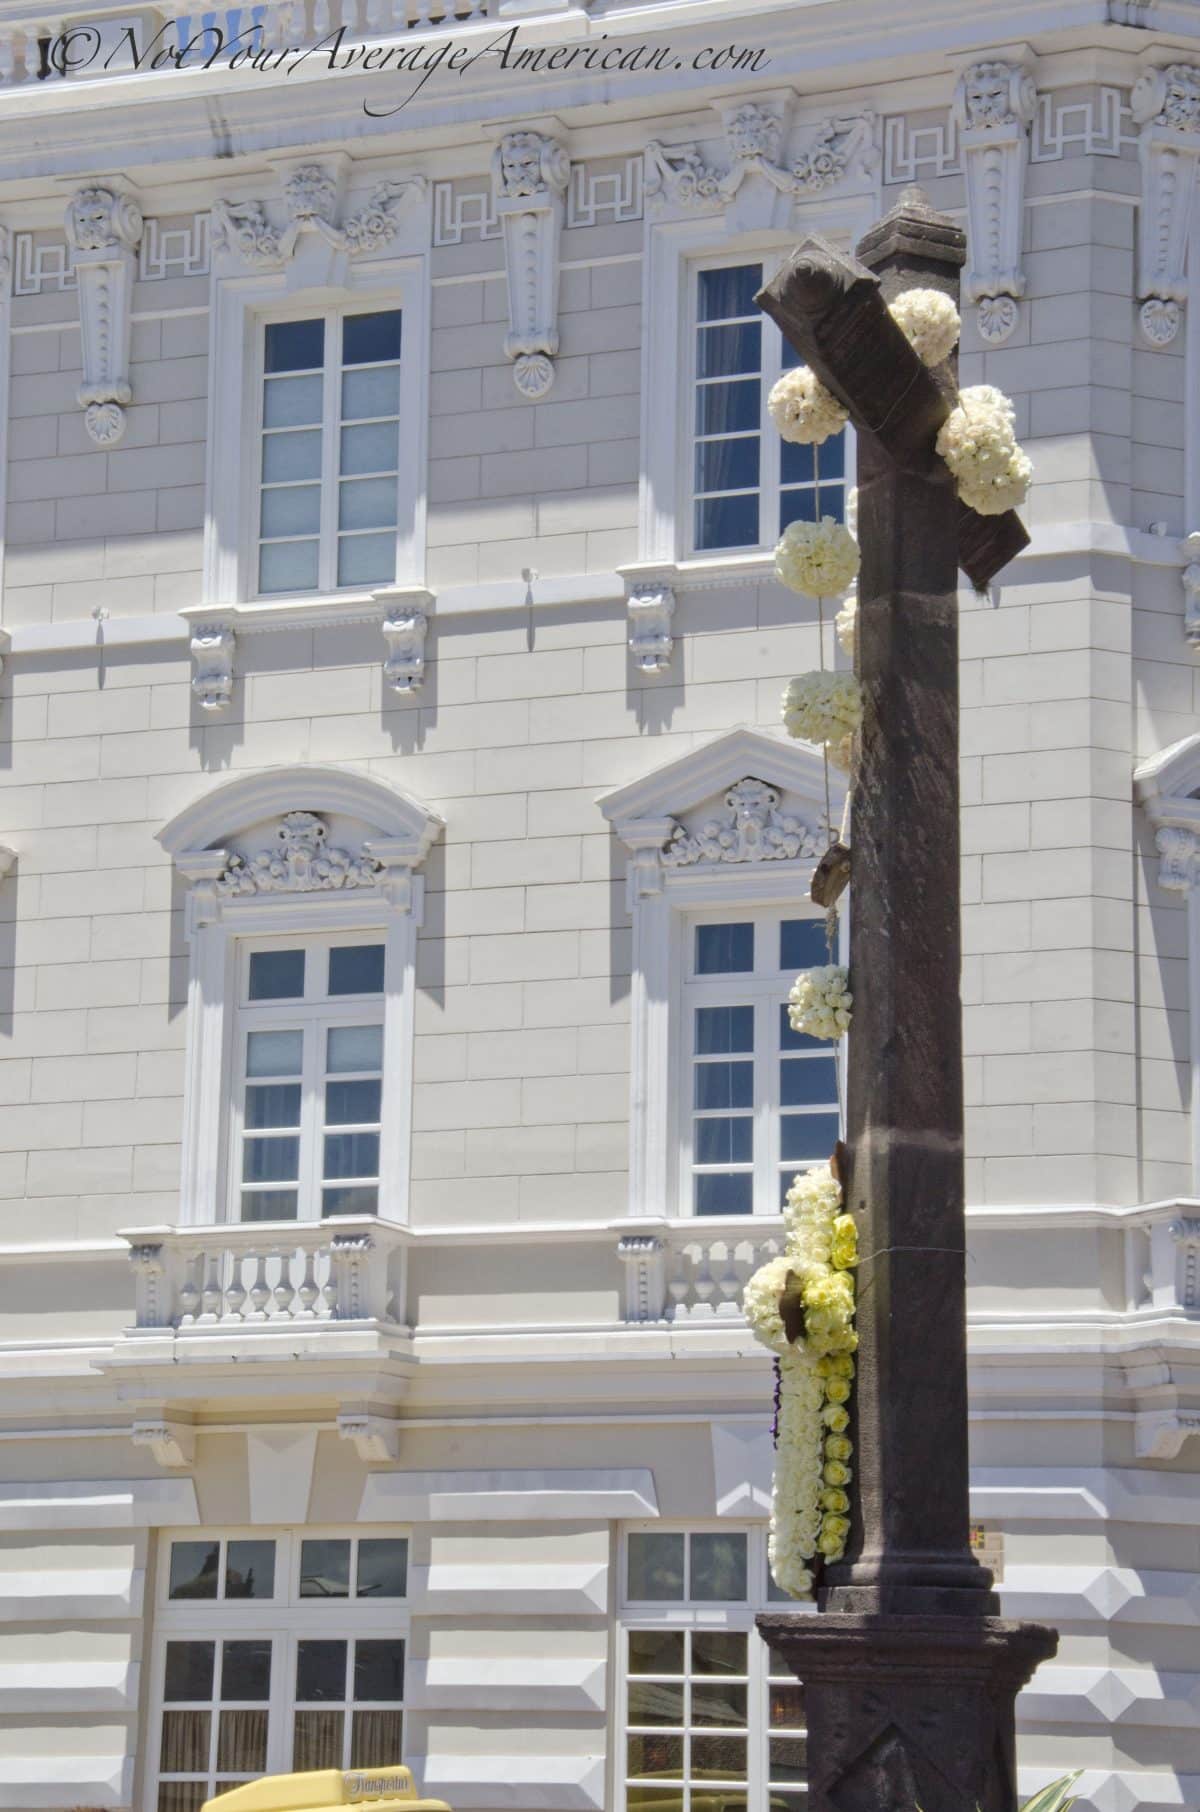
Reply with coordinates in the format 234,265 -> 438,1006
158,764 -> 444,894
598,725 -> 844,890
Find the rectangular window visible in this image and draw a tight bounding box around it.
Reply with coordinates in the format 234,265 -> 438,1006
691,259 -> 848,556
153,1531 -> 410,1812
683,909 -> 841,1216
234,937 -> 385,1223
257,307 -> 402,598
622,1527 -> 804,1812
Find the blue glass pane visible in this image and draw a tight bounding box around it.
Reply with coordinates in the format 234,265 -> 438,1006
782,338 -> 801,371
265,317 -> 324,373
259,538 -> 319,595
242,1136 -> 299,1183
248,947 -> 305,1001
296,1639 -> 347,1701
694,1117 -> 753,1164
696,492 -> 758,551
697,320 -> 761,379
697,264 -> 762,322
694,1061 -> 754,1111
695,1005 -> 754,1054
300,1539 -> 349,1598
695,436 -> 760,496
221,1640 -> 271,1700
343,309 -> 401,366
337,531 -> 396,588
781,1113 -> 841,1161
358,1539 -> 408,1599
322,1185 -> 378,1216
329,943 -> 385,995
779,488 -> 818,530
696,378 -> 760,436
781,920 -> 829,970
263,428 -> 321,483
696,923 -> 754,974
323,1131 -> 380,1180
355,1639 -> 405,1702
226,1540 -> 275,1601
327,1024 -> 383,1074
261,484 -> 320,539
244,1083 -> 301,1130
780,1057 -> 839,1107
169,1543 -> 219,1602
696,1172 -> 753,1216
246,1029 -> 302,1078
240,1188 -> 297,1221
781,442 -> 816,484
325,1078 -> 382,1126
164,1638 -> 215,1697
780,1003 -> 826,1053
819,483 -> 846,520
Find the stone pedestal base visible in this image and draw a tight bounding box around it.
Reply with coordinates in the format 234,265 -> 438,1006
757,1612 -> 1058,1812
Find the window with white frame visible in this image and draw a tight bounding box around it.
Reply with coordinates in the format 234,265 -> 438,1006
621,1526 -> 806,1812
683,908 -> 842,1217
256,307 -> 403,597
690,257 -> 848,557
151,1530 -> 410,1812
234,934 -> 386,1223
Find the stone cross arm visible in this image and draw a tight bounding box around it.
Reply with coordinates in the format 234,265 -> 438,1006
756,232 -> 1028,592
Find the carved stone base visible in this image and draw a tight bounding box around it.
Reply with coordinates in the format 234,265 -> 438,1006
757,1612 -> 1057,1812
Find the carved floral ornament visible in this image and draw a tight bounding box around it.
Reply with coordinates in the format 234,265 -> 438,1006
216,812 -> 383,896
661,778 -> 827,869
211,160 -> 426,269
65,184 -> 144,446
644,102 -> 877,223
1131,63 -> 1200,346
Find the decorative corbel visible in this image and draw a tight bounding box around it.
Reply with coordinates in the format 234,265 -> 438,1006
337,1409 -> 401,1463
627,579 -> 675,674
1131,63 -> 1200,345
132,1416 -> 196,1469
1181,532 -> 1200,643
952,59 -> 1038,345
1154,824 -> 1199,892
376,586 -> 433,694
189,622 -> 236,713
491,129 -> 571,399
65,186 -> 143,446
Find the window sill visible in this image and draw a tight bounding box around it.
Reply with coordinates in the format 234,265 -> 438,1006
181,587 -> 434,635
617,554 -> 779,595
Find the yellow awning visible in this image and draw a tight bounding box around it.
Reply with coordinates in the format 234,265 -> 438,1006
202,1768 -> 451,1812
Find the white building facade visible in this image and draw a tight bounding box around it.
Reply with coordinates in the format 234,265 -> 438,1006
0,1 -> 1198,1808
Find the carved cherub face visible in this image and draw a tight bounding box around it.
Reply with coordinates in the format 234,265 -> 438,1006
727,104 -> 780,163
69,189 -> 115,250
1161,65 -> 1200,129
964,64 -> 1012,126
499,133 -> 546,196
284,165 -> 338,223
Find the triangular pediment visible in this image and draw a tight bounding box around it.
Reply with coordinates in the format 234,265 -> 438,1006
598,725 -> 845,839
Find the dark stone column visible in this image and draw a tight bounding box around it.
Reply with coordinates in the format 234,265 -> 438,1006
753,191 -> 1055,1811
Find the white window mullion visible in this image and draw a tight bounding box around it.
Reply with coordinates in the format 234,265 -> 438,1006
299,1012 -> 322,1224
754,994 -> 776,1218
760,320 -> 783,550
319,310 -> 340,594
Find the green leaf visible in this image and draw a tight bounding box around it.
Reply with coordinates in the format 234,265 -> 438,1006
1020,1772 -> 1082,1812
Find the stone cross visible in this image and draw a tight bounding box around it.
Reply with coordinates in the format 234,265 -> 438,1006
755,189 -> 1057,1812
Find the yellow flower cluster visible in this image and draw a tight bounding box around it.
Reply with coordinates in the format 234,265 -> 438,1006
743,1163 -> 859,1599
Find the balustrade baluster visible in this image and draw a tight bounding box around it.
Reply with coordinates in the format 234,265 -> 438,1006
198,1252 -> 223,1323
177,1258 -> 201,1326
666,1245 -> 691,1321
0,34 -> 16,85
296,1248 -> 319,1318
224,1253 -> 247,1321
247,1251 -> 271,1320
691,1243 -> 717,1317
272,1248 -> 297,1318
311,0 -> 333,34
716,1242 -> 742,1316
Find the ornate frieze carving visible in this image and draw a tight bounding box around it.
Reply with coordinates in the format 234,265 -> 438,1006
1131,64 -> 1200,345
211,161 -> 425,269
65,185 -> 143,446
216,811 -> 383,896
661,778 -> 826,868
627,582 -> 675,674
492,129 -> 571,399
189,622 -> 236,714
645,103 -> 876,228
952,59 -> 1037,345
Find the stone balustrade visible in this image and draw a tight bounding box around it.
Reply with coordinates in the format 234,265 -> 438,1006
617,1220 -> 785,1324
121,1215 -> 409,1334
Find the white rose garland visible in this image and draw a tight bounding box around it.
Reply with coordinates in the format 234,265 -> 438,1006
788,964 -> 853,1041
746,1162 -> 859,1599
936,384 -> 1033,516
888,287 -> 961,368
775,517 -> 860,600
781,672 -> 861,771
767,366 -> 848,446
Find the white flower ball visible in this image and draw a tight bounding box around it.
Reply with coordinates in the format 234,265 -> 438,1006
742,1255 -> 793,1356
781,671 -> 862,763
835,594 -> 857,661
775,517 -> 860,599
788,965 -> 853,1042
936,384 -> 1032,515
767,366 -> 848,445
888,287 -> 961,367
